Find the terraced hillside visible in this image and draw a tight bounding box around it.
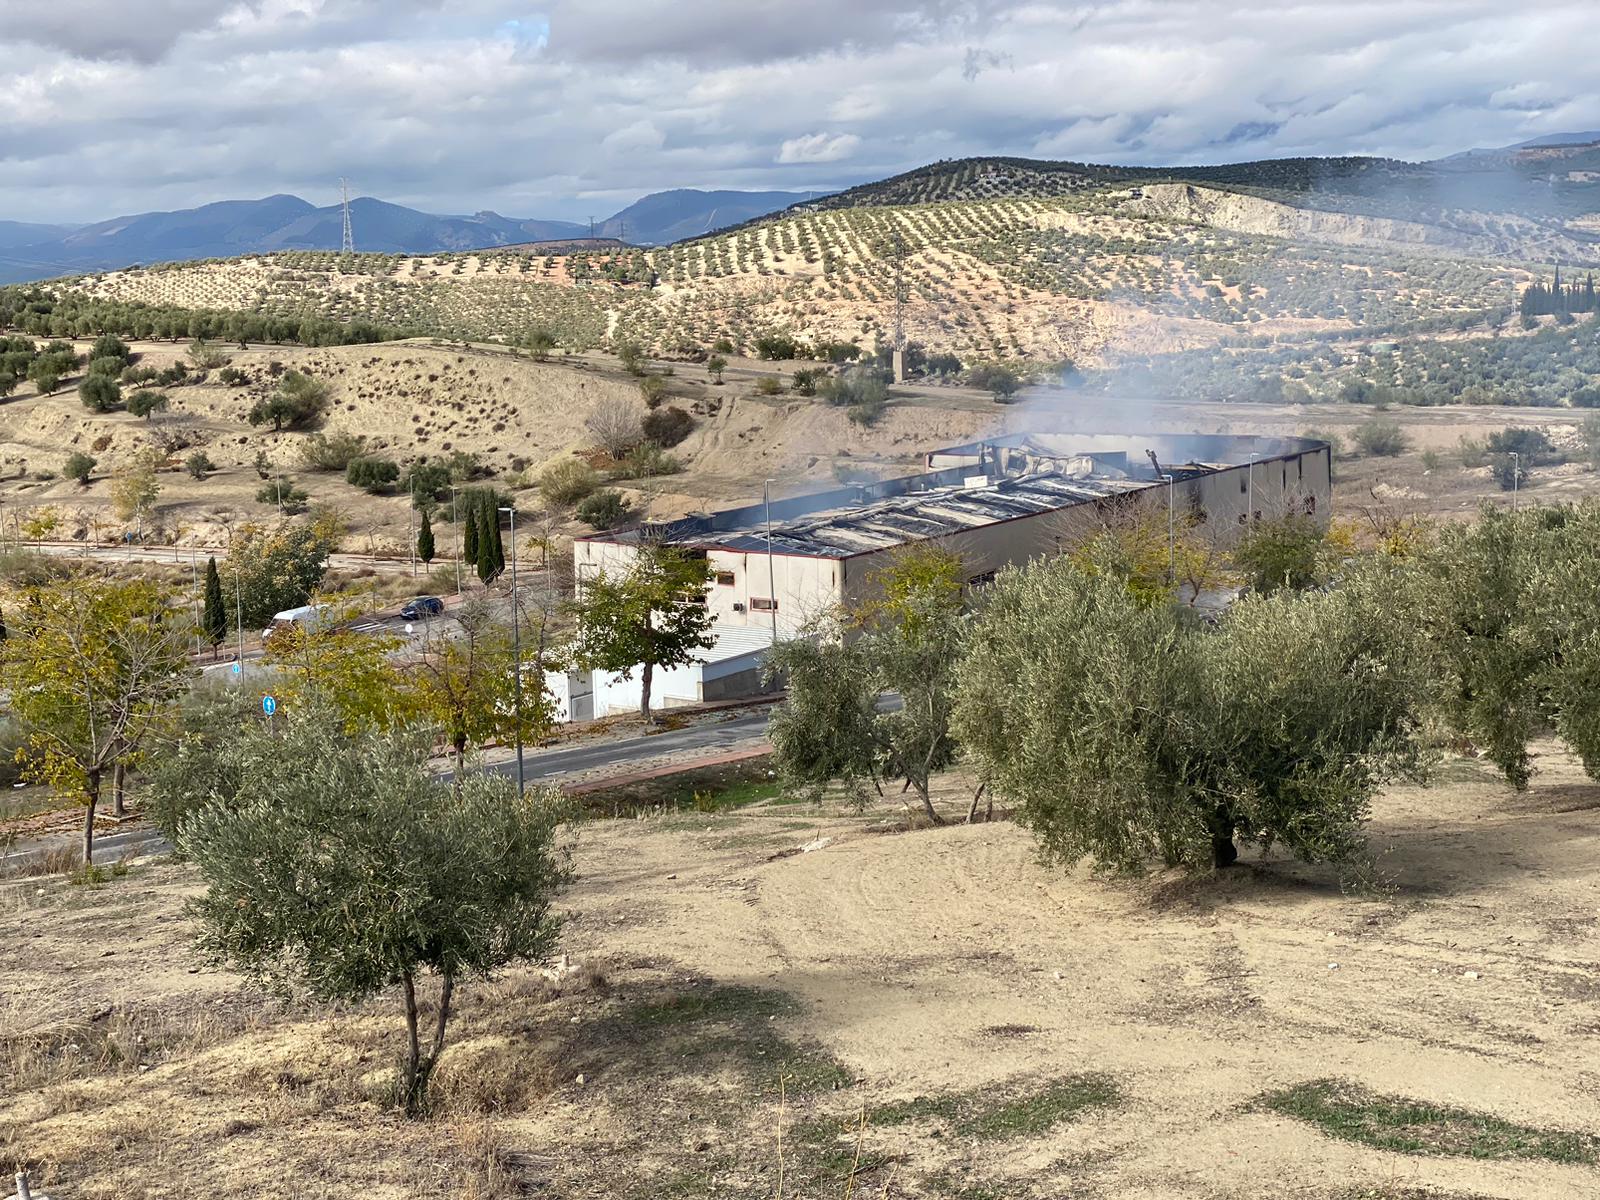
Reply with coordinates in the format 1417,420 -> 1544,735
61,187 -> 1562,369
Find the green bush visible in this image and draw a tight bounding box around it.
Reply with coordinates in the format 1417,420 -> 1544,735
539,458 -> 600,507
1352,418 -> 1409,457
611,442 -> 681,480
185,451 -> 214,480
641,405 -> 695,448
347,456 -> 401,493
576,488 -> 635,530
299,431 -> 365,472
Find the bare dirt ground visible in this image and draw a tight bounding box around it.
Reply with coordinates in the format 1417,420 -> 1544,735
4,743 -> 1597,1199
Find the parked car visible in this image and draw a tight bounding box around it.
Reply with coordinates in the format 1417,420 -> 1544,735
400,596 -> 444,621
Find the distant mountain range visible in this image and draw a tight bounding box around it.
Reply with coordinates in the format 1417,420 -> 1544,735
0,188 -> 823,284
6,131 -> 1598,286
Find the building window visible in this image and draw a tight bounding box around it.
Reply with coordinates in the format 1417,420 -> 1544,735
715,571 -> 735,586
1304,495 -> 1317,516
752,597 -> 778,612
1239,474 -> 1248,494
967,570 -> 996,588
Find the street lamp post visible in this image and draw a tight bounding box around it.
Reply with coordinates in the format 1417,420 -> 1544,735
1511,451 -> 1520,511
1163,473 -> 1175,584
451,484 -> 461,595
499,505 -> 525,796
233,567 -> 245,682
763,479 -> 777,643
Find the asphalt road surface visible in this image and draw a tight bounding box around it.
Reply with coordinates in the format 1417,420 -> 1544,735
4,708 -> 775,870
474,710 -> 772,784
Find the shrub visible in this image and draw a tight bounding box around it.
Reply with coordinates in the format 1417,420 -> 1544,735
968,361 -> 1022,403
63,452 -> 96,485
611,442 -> 681,480
257,477 -> 310,514
706,354 -> 727,383
185,451 -> 214,480
218,365 -> 248,386
86,355 -> 125,378
1484,427 -> 1560,465
299,431 -> 366,471
1352,418 -> 1409,457
638,374 -> 668,409
576,488 -> 636,530
848,399 -> 886,426
821,365 -> 888,410
347,456 -> 401,493
754,374 -> 784,396
539,459 -> 600,507
791,368 -> 824,396
187,339 -> 229,369
584,395 -> 644,458
120,364 -> 159,386
615,341 -> 646,376
641,405 -> 694,448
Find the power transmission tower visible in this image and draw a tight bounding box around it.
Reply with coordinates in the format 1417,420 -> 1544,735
339,179 -> 355,254
890,227 -> 908,382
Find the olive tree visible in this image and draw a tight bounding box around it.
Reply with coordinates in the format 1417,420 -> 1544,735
1420,500 -> 1600,788
1414,503 -> 1554,789
176,712 -> 571,1115
766,548 -> 964,825
953,556 -> 1429,872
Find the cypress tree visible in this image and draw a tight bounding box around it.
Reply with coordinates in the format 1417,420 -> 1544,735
202,556 -> 227,652
475,501 -> 500,583
461,490 -> 480,568
417,509 -> 435,564
488,502 -> 507,577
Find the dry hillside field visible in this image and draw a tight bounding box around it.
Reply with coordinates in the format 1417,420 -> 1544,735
3,744 -> 1598,1199
4,329 -> 1598,557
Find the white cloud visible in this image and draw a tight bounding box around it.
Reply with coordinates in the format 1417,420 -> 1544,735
776,132 -> 862,164
1,1 -> 1598,223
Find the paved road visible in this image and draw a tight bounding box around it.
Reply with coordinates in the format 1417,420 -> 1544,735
3,708 -> 776,871
474,710 -> 772,785
29,541 -> 458,577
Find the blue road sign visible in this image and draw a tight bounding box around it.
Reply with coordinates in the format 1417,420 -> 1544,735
231,662 -> 241,675
262,695 -> 277,717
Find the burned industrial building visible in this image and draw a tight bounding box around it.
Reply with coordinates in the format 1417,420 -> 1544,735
576,432 -> 1332,635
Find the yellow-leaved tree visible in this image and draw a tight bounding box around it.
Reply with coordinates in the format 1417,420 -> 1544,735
0,580 -> 192,863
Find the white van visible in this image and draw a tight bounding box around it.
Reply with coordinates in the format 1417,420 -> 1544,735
262,604 -> 332,645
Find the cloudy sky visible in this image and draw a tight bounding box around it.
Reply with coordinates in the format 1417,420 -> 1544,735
3,0 -> 1597,224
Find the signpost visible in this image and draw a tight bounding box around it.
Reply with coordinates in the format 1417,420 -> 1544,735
262,694 -> 277,731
